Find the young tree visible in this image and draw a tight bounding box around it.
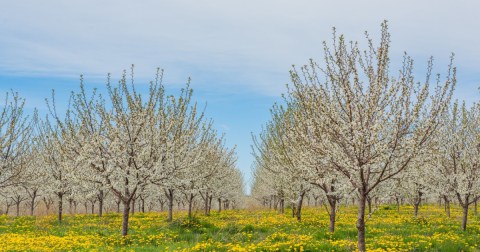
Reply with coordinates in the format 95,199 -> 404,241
0,92 -> 31,189
434,101 -> 480,231
36,120 -> 75,223
22,142 -> 46,216
283,21 -> 454,251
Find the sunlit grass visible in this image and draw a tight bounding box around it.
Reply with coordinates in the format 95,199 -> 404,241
0,205 -> 479,251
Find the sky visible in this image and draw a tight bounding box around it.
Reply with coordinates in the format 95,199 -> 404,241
1,0 -> 480,193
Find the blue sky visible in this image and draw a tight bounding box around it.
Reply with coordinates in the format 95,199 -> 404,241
1,0 -> 480,193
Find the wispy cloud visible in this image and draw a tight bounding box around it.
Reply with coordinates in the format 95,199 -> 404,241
1,0 -> 479,96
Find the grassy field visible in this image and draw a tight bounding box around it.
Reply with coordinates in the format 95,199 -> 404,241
0,205 -> 479,251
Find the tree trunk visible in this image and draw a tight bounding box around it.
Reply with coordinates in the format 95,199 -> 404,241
328,196 -> 337,232
218,198 -> 222,213
204,193 -> 209,216
273,195 -> 277,211
462,204 -> 469,231
356,193 -> 367,252
395,197 -> 400,213
443,195 -> 450,217
68,199 -> 73,215
15,201 -> 20,217
413,190 -> 422,217
91,202 -> 95,214
166,189 -> 174,222
366,196 -> 372,215
279,199 -> 284,214
30,190 -> 38,216
131,198 -> 135,215
188,193 -> 194,219
57,193 -> 63,224
121,200 -> 130,236
141,198 -> 145,213
291,203 -> 296,218
208,195 -> 213,214
414,202 -> 419,217
44,198 -> 52,213
98,190 -> 104,217
296,192 -> 305,221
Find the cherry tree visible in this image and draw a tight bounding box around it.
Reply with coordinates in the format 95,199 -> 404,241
21,140 -> 46,216
281,21 -> 454,250
36,118 -> 76,223
434,101 -> 480,231
0,91 -> 31,189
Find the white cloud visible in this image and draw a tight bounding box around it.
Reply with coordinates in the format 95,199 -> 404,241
0,0 -> 479,95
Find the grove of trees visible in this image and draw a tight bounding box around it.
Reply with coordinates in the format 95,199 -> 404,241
251,21 -> 478,251
0,67 -> 245,237
1,21 -> 479,252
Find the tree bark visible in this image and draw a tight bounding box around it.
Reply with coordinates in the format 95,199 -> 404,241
204,192 -> 209,216
15,201 -> 20,217
30,190 -> 38,216
98,190 -> 104,217
273,195 -> 277,211
68,199 -> 73,215
356,193 -> 367,252
395,197 -> 400,213
57,193 -> 63,224
131,198 -> 135,215
295,192 -> 305,221
121,200 -> 130,236
413,190 -> 422,217
279,199 -> 284,214
414,203 -> 419,217
462,204 -> 469,231
44,197 -> 52,213
443,195 -> 450,217
166,189 -> 174,222
188,193 -> 194,219
328,196 -> 337,232
208,195 -> 213,214
218,198 -> 222,213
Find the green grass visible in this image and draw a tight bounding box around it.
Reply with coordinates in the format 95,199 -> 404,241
0,205 -> 479,251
